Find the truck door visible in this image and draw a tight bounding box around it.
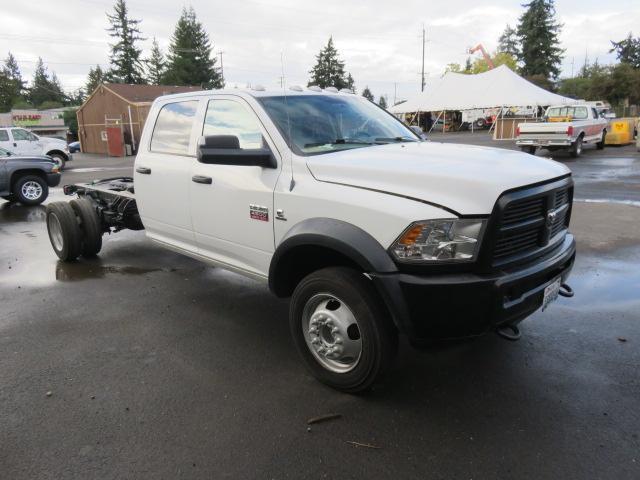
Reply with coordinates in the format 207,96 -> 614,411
134,99 -> 200,252
0,130 -> 12,152
10,129 -> 41,155
189,97 -> 281,277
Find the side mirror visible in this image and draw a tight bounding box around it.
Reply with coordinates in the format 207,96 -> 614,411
197,135 -> 276,168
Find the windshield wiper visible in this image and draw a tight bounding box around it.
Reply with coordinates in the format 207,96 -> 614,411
374,137 -> 418,144
304,139 -> 374,148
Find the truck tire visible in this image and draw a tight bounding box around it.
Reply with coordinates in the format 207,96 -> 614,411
289,267 -> 398,393
46,202 -> 82,261
596,130 -> 606,150
70,197 -> 102,257
2,195 -> 14,202
520,146 -> 537,155
49,153 -> 66,170
14,175 -> 48,206
570,136 -> 583,158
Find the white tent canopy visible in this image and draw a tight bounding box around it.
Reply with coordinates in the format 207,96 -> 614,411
389,65 -> 575,114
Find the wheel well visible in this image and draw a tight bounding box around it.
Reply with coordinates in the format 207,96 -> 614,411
46,149 -> 68,160
10,169 -> 46,189
270,245 -> 363,297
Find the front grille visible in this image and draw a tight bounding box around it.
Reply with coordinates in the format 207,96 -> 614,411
491,182 -> 572,265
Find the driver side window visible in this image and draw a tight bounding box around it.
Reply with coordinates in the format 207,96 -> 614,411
203,99 -> 265,150
12,129 -> 31,141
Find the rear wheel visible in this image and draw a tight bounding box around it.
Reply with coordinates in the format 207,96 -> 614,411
570,136 -> 583,158
49,153 -> 66,170
70,197 -> 103,257
14,175 -> 48,205
46,202 -> 82,261
290,267 -> 398,393
520,146 -> 537,155
596,130 -> 606,150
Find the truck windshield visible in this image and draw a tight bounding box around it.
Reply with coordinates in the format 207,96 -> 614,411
259,95 -> 418,156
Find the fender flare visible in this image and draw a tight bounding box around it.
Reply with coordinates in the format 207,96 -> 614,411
268,217 -> 398,296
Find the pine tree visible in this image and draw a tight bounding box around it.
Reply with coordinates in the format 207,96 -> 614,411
345,73 -> 355,92
498,25 -> 520,58
85,65 -> 105,96
610,33 -> 640,69
28,58 -> 66,107
308,37 -> 353,89
361,86 -> 374,101
517,0 -> 564,80
146,37 -> 166,85
106,0 -> 145,84
378,95 -> 387,109
0,52 -> 24,111
163,7 -> 223,89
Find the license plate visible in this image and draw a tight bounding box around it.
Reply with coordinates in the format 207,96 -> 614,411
542,277 -> 561,311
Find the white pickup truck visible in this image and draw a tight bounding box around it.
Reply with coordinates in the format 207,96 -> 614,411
516,105 -> 608,157
45,88 -> 575,392
0,127 -> 72,169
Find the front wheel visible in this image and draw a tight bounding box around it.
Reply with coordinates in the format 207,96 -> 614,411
290,267 -> 398,393
14,175 -> 48,205
49,153 -> 66,170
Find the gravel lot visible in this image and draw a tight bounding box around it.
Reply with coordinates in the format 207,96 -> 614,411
1,138 -> 639,479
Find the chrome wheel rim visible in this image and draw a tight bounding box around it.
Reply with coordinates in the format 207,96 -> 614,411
52,156 -> 63,168
48,213 -> 64,251
21,181 -> 43,201
302,293 -> 362,373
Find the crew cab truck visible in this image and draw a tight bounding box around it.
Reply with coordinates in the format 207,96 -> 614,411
0,127 -> 72,170
0,147 -> 61,205
45,88 -> 575,392
516,104 -> 608,158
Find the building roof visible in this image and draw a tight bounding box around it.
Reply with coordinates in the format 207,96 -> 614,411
103,83 -> 203,103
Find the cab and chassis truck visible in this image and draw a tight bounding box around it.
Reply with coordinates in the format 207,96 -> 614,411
45,88 -> 575,392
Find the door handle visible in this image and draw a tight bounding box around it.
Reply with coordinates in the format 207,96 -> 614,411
192,175 -> 213,185
13,143 -> 17,147
136,166 -> 151,175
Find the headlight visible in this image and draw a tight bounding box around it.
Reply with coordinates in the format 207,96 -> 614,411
391,219 -> 486,263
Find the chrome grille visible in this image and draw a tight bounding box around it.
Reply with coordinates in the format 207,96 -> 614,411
492,183 -> 572,264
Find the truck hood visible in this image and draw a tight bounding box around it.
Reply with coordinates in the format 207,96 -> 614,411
306,142 -> 570,215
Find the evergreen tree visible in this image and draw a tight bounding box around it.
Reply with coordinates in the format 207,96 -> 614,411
85,65 -> 105,96
498,25 -> 520,58
345,72 -> 355,92
378,95 -> 387,109
361,86 -> 374,101
308,37 -> 353,89
464,57 -> 473,73
163,7 -> 223,89
146,37 -> 166,85
106,0 -> 145,83
28,58 -> 66,107
517,0 -> 564,80
0,52 -> 24,111
610,33 -> 640,69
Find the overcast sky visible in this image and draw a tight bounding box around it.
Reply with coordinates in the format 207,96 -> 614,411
2,0 -> 638,102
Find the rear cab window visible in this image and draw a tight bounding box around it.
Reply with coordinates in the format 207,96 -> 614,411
150,100 -> 199,155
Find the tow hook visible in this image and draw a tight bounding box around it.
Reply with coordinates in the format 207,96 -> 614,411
559,283 -> 574,298
496,324 -> 521,341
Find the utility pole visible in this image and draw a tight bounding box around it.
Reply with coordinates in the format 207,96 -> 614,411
421,26 -> 426,92
217,50 -> 225,80
393,82 -> 397,105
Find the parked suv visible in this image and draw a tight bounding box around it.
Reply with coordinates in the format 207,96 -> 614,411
0,127 -> 72,170
46,88 -> 575,392
0,147 -> 60,205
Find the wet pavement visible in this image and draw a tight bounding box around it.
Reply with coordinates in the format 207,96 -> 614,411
1,149 -> 640,479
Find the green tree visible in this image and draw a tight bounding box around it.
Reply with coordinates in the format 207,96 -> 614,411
498,24 -> 520,58
28,58 -> 66,107
163,7 -> 223,89
0,52 -> 25,111
308,37 -> 354,89
345,72 -> 355,92
146,37 -> 165,85
471,52 -> 518,74
378,95 -> 387,109
106,0 -> 145,83
361,86 -> 374,101
610,33 -> 640,68
63,108 -> 79,137
464,57 -> 473,73
85,65 -> 105,96
517,0 -> 564,80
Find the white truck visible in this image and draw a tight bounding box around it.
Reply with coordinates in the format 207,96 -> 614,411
0,127 -> 72,169
516,104 -> 608,157
45,87 -> 575,392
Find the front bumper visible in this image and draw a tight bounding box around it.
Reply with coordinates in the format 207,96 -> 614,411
371,234 -> 576,342
46,173 -> 61,187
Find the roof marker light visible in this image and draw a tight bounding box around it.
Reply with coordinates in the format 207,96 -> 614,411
252,84 -> 266,91
325,87 -> 338,93
289,85 -> 303,92
339,88 -> 354,94
308,86 -> 322,92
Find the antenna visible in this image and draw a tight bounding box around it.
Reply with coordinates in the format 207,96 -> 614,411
280,51 -> 295,191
